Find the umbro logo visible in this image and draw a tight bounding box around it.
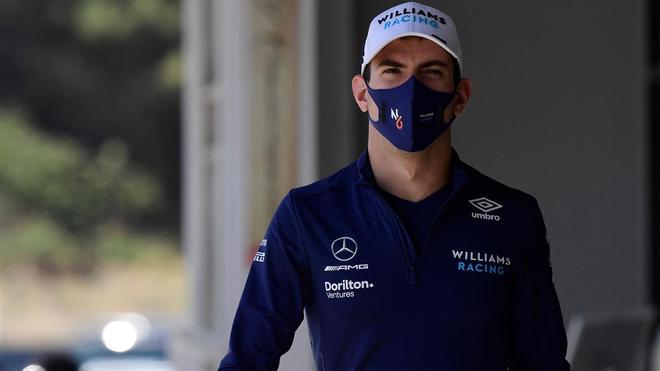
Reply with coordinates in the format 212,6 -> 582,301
469,197 -> 502,213
469,197 -> 503,221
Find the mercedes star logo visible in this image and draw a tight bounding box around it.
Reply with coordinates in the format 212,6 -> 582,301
331,236 -> 358,261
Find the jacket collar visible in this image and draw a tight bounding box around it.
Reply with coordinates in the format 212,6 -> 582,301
355,148 -> 472,198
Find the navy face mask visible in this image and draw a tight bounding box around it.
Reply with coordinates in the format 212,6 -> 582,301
366,75 -> 456,152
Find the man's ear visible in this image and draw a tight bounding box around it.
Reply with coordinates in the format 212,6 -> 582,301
352,74 -> 369,113
452,78 -> 472,116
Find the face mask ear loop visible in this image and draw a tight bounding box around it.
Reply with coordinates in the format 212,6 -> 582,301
442,79 -> 461,125
364,79 -> 386,124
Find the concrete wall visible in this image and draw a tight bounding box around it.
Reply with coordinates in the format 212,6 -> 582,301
318,0 -> 649,320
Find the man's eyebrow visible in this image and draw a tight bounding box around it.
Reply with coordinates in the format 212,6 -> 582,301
376,59 -> 405,68
419,60 -> 450,69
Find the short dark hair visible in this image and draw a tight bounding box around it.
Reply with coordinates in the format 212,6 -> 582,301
362,58 -> 462,90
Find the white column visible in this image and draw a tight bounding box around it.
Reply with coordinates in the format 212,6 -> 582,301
211,0 -> 253,352
178,0 -> 221,369
297,0 -> 319,186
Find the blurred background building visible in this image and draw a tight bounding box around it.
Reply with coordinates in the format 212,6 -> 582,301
0,0 -> 657,370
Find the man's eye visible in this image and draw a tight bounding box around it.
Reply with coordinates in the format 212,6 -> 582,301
382,68 -> 400,74
424,69 -> 444,76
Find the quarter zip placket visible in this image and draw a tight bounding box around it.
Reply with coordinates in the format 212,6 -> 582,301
363,184 -> 420,285
419,185 -> 468,257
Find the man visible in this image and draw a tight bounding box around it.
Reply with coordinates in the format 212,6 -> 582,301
219,2 -> 570,370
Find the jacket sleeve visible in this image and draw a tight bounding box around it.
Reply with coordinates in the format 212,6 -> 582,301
510,197 -> 571,371
218,193 -> 311,371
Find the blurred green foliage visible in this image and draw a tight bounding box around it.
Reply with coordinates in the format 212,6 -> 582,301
0,108 -> 176,273
74,0 -> 179,40
0,109 -> 162,230
0,0 -> 182,228
0,0 -> 182,272
0,215 -> 79,270
158,51 -> 182,91
95,222 -> 178,265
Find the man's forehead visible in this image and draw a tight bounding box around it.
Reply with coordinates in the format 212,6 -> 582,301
372,37 -> 452,65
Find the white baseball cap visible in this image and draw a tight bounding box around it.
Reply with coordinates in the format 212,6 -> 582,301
361,2 -> 463,76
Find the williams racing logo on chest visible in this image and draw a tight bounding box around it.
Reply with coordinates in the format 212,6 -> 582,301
451,250 -> 512,276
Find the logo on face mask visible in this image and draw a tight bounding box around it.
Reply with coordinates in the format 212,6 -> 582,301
390,108 -> 404,129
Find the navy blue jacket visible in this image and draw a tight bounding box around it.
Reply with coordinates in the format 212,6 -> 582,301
219,151 -> 570,371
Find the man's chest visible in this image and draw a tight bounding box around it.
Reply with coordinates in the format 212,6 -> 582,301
299,202 -> 519,325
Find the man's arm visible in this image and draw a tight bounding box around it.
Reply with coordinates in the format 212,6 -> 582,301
510,197 -> 571,371
218,193 -> 310,371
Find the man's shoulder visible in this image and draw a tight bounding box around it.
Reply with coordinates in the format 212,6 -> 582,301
288,160 -> 358,202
